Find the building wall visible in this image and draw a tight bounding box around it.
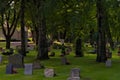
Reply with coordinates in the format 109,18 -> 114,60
0,29 -> 31,40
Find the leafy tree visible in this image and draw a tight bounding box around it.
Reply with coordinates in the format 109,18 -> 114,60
0,0 -> 20,49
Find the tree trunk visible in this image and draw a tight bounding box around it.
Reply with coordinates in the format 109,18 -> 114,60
20,0 -> 26,56
6,36 -> 11,49
75,36 -> 83,57
37,16 -> 49,60
96,0 -> 107,62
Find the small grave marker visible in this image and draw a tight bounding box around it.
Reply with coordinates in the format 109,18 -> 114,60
61,56 -> 67,65
67,68 -> 81,80
61,56 -> 70,65
33,61 -> 44,69
44,68 -> 56,77
6,64 -> 13,74
70,68 -> 80,77
24,63 -> 33,75
106,59 -> 112,67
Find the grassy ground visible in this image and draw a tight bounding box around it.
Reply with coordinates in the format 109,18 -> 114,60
0,44 -> 120,80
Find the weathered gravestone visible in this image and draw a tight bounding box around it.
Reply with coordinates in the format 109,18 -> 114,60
44,68 -> 56,77
61,56 -> 70,65
6,63 -> 13,74
24,63 -> 33,75
106,59 -> 112,67
67,77 -> 80,80
33,61 -> 44,69
0,55 -> 2,63
8,54 -> 24,68
67,68 -> 80,80
70,68 -> 80,78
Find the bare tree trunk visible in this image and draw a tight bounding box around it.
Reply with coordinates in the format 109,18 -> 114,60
96,0 -> 107,62
20,0 -> 26,56
36,0 -> 49,60
37,16 -> 49,60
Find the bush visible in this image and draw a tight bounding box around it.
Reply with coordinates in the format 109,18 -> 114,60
1,48 -> 14,55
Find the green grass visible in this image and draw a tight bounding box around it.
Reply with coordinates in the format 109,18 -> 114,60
0,47 -> 120,80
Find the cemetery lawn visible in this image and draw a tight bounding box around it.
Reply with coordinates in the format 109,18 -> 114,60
0,48 -> 120,80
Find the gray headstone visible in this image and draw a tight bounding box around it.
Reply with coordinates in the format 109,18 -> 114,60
8,54 -> 24,68
44,68 -> 55,77
106,59 -> 111,67
24,63 -> 33,75
61,56 -> 67,65
67,77 -> 80,80
33,61 -> 44,69
70,68 -> 80,78
0,55 -> 2,63
6,64 -> 13,74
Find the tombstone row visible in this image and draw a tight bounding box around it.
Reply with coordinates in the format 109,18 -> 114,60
6,63 -> 56,77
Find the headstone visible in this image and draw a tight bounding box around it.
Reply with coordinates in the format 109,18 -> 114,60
0,55 -> 2,63
67,77 -> 80,80
6,64 -> 13,74
61,56 -> 70,65
70,68 -> 80,78
33,61 -> 44,69
106,59 -> 111,67
8,54 -> 24,68
24,63 -> 33,75
61,56 -> 67,65
44,68 -> 55,77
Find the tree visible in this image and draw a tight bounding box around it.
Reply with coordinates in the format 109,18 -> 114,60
96,0 -> 107,62
20,0 -> 26,56
27,0 -> 49,60
0,0 -> 20,49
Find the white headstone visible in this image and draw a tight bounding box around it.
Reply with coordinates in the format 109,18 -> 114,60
24,63 -> 33,75
44,68 -> 55,77
70,68 -> 80,77
106,59 -> 111,67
